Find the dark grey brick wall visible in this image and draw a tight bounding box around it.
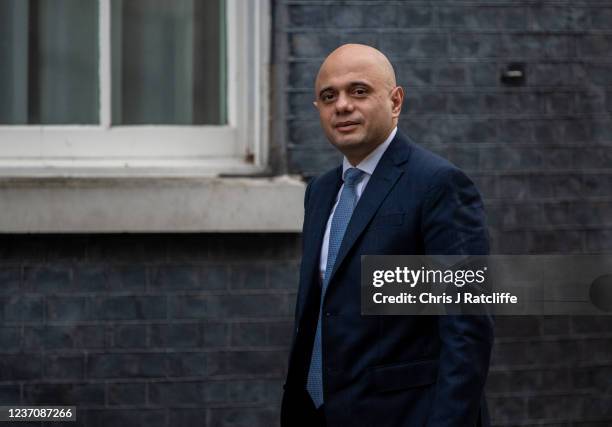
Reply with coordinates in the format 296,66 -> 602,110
0,235 -> 300,427
282,1 -> 612,426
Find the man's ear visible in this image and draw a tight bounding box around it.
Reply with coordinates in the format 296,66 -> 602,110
391,86 -> 404,117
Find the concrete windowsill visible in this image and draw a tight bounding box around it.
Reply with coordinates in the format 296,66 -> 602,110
0,175 -> 306,233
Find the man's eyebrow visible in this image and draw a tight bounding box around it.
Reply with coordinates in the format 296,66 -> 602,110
317,81 -> 372,98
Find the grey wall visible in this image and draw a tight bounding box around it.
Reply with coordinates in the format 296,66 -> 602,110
1,1 -> 612,426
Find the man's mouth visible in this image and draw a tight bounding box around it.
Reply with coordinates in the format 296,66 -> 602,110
335,121 -> 359,132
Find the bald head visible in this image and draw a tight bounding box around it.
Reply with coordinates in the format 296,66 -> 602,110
315,44 -> 397,94
312,43 -> 404,166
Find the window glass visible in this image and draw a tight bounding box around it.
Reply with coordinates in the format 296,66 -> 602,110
0,0 -> 99,124
111,0 -> 226,125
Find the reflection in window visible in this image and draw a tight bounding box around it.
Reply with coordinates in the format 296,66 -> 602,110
111,0 -> 226,125
0,0 -> 98,124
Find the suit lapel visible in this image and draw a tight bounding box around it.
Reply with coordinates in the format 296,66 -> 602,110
296,167 -> 342,322
326,133 -> 412,287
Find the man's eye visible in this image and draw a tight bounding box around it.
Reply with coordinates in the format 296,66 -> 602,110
321,93 -> 335,102
353,88 -> 367,96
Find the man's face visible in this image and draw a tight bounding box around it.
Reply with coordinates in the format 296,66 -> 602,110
314,51 -> 402,164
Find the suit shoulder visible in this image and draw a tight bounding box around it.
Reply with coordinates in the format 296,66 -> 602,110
306,166 -> 341,191
404,140 -> 465,182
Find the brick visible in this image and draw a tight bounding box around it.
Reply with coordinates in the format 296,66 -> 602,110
107,265 -> 146,292
436,65 -> 467,86
289,61 -> 320,89
43,354 -> 84,379
529,230 -> 583,254
267,321 -> 293,347
583,174 -> 612,198
229,263 -> 267,290
381,34 -> 447,59
107,382 -> 146,405
149,264 -> 200,290
84,409 -> 165,427
289,121 -> 324,146
585,63 -> 612,86
46,296 -> 89,322
395,63 -> 434,88
206,294 -> 292,318
530,6 -> 570,31
24,265 -> 71,293
167,352 -> 208,377
288,92 -> 317,117
268,261 -> 299,289
485,396 -> 526,425
202,322 -> 229,347
492,339 -> 581,366
149,381 -> 203,404
231,322 -> 268,346
4,295 -> 44,322
288,5 -> 327,28
207,351 -> 286,376
88,353 -> 167,378
0,385 -> 20,404
0,354 -> 41,380
209,407 -> 277,427
487,368 -> 569,393
528,394 -> 584,420
579,34 -> 612,58
532,63 -> 571,87
113,325 -> 147,348
73,264 -> 109,291
364,5 -> 397,27
528,174 -> 583,200
226,379 -> 280,403
168,409 -> 208,427
572,365 -> 612,390
24,325 -> 105,350
494,316 -> 541,338
0,327 -> 21,351
590,8 -> 612,30
150,323 -> 200,348
572,316 -> 612,334
329,6 -> 367,27
450,34 -> 498,58
23,383 -> 105,405
575,89 -> 605,113
396,6 -> 432,28
169,295 -> 207,319
290,33 -> 340,58
0,266 -> 20,294
339,31 -> 379,49
90,296 -> 166,320
466,62 -> 499,87
585,229 -> 612,253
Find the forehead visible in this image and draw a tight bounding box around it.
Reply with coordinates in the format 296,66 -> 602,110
315,55 -> 388,92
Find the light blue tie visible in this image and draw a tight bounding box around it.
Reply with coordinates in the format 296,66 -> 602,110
307,167 -> 365,408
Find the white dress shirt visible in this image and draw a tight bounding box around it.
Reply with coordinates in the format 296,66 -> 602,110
318,126 -> 398,280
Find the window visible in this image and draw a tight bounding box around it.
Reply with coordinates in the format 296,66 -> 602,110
0,0 -> 269,176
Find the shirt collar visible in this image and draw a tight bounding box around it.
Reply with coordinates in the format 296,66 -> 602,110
342,126 -> 397,179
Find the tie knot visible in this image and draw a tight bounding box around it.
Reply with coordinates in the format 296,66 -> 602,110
344,168 -> 364,186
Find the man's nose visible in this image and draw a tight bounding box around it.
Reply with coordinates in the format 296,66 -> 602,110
334,92 -> 353,113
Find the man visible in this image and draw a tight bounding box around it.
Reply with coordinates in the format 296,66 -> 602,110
281,44 -> 493,427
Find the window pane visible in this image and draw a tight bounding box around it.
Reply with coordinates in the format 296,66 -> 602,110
112,0 -> 226,125
0,0 -> 98,124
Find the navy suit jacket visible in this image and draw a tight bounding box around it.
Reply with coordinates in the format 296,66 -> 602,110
282,130 -> 494,427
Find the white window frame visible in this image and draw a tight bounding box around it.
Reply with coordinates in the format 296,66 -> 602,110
0,0 -> 270,177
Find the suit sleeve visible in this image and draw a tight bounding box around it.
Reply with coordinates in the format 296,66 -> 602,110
421,167 -> 494,427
